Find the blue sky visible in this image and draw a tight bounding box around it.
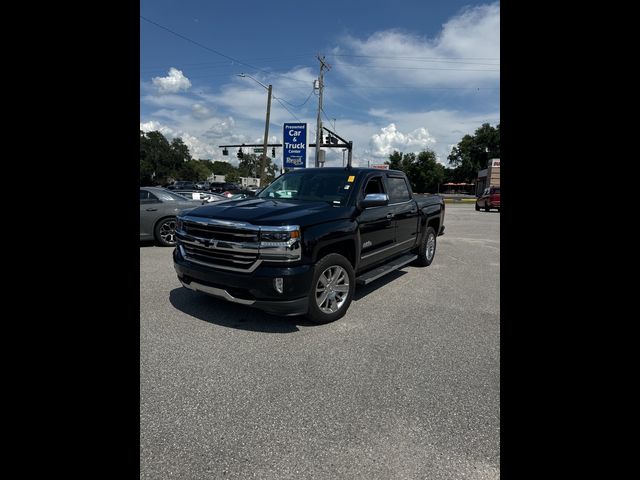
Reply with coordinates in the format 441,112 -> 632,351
140,0 -> 500,168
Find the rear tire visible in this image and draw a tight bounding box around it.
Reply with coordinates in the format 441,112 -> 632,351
484,204 -> 490,212
155,217 -> 177,247
475,203 -> 480,211
306,253 -> 355,324
414,226 -> 437,267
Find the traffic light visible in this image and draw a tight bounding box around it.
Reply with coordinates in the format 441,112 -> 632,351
325,135 -> 331,145
237,148 -> 244,159
271,147 -> 276,158
222,148 -> 228,156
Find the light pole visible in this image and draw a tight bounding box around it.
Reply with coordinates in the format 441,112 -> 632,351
342,148 -> 346,167
237,73 -> 272,184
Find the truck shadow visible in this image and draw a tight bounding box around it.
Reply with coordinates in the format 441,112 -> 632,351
169,287 -> 315,333
353,270 -> 407,301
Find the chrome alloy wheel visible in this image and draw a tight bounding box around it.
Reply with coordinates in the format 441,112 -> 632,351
159,219 -> 177,245
426,233 -> 436,261
315,265 -> 350,314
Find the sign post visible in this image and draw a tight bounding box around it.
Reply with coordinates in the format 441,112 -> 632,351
283,123 -> 307,169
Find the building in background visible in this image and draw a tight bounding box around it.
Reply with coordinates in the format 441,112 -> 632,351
476,158 -> 500,196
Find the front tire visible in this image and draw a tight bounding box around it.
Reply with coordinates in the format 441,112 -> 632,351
414,226 -> 437,267
155,217 -> 177,247
484,204 -> 490,212
475,203 -> 480,211
306,253 -> 355,324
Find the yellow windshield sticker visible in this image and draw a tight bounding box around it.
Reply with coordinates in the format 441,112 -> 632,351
347,175 -> 355,182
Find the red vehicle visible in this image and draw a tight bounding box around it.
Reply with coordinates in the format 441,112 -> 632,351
476,185 -> 500,212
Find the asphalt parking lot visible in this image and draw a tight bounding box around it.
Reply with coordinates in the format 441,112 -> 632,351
140,203 -> 500,479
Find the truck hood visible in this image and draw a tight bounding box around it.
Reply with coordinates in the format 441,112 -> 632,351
183,197 -> 352,226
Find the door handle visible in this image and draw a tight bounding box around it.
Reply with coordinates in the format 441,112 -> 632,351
386,213 -> 394,219
146,208 -> 157,211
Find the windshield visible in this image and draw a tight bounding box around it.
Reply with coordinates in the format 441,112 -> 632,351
257,171 -> 355,206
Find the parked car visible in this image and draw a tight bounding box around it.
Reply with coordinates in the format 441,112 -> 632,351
221,189 -> 257,198
173,167 -> 445,324
140,187 -> 200,246
210,182 -> 242,194
195,181 -> 210,190
475,186 -> 501,212
166,181 -> 198,191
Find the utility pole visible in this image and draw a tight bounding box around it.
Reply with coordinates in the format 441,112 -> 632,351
315,55 -> 330,167
260,84 -> 272,184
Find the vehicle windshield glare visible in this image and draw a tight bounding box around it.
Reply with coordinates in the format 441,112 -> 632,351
257,171 -> 354,206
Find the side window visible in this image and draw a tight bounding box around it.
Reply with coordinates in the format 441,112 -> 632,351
364,176 -> 385,196
140,190 -> 160,203
386,176 -> 411,203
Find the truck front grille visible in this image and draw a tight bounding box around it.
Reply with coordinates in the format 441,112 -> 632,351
178,243 -> 261,272
177,218 -> 262,272
182,221 -> 259,243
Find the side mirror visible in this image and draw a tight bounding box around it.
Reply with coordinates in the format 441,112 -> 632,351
359,193 -> 389,209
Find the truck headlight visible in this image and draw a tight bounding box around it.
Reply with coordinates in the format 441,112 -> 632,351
259,226 -> 301,261
259,228 -> 300,242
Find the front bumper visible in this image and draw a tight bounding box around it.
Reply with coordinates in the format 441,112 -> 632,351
173,248 -> 312,316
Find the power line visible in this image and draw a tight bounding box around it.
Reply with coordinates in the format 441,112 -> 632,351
275,88 -> 315,108
332,85 -> 500,90
330,54 -> 500,61
336,64 -> 499,72
273,97 -> 302,123
140,15 -> 311,85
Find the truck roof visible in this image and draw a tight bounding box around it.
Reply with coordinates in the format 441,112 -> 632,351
288,167 -> 403,175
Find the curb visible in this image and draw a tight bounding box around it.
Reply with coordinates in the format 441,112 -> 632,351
443,198 -> 476,204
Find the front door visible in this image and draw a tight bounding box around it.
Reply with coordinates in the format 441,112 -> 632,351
357,175 -> 396,271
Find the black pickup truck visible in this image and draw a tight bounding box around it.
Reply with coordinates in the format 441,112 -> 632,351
173,167 -> 445,323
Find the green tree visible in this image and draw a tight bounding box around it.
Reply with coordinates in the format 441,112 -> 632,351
178,159 -> 211,181
140,130 -> 176,185
209,161 -> 236,176
385,151 -> 415,172
407,150 -> 446,193
238,153 -> 278,185
238,153 -> 260,178
170,137 -> 192,164
225,170 -> 240,183
447,123 -> 500,183
384,149 -> 443,193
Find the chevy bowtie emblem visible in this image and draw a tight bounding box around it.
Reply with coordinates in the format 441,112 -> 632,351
197,238 -> 217,248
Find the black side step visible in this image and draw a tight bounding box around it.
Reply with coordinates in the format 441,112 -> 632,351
356,253 -> 418,286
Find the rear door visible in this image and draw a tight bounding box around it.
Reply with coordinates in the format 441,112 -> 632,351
140,189 -> 161,237
357,174 -> 396,270
384,174 -> 419,253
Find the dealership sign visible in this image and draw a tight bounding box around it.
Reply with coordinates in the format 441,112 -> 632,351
283,123 -> 307,168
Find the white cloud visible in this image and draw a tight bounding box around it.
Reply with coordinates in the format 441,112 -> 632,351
370,123 -> 436,158
191,103 -> 211,119
332,3 -> 499,89
140,120 -> 175,137
179,133 -> 219,160
152,68 -> 192,94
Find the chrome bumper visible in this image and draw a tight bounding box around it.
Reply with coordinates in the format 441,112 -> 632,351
180,279 -> 256,305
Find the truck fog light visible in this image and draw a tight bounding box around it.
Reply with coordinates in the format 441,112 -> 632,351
274,277 -> 284,294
